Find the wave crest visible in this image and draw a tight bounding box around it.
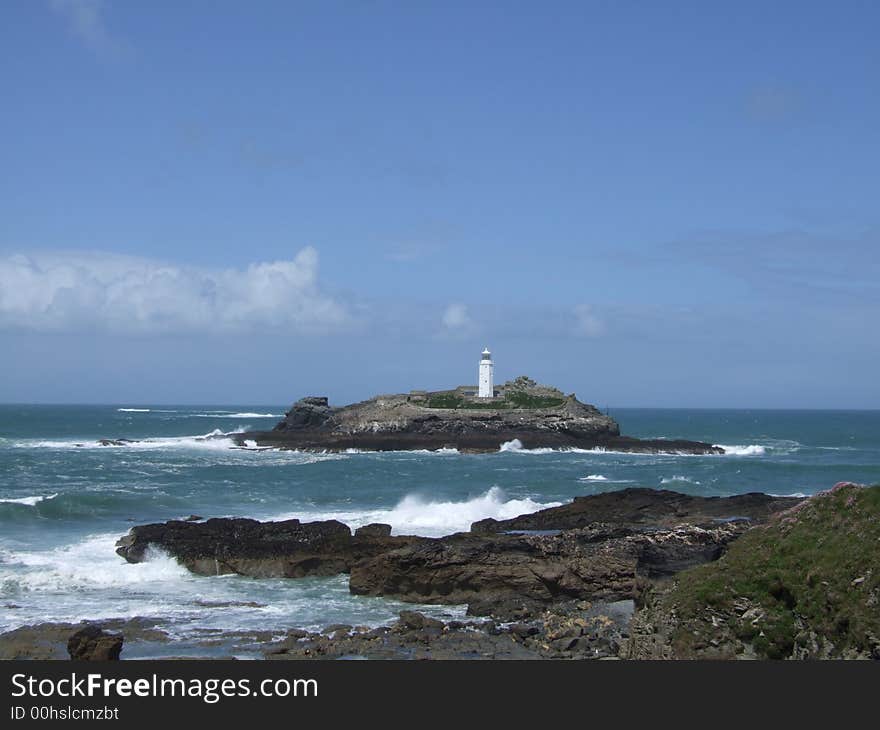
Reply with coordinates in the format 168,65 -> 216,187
0,494 -> 57,507
271,487 -> 560,538
714,444 -> 766,456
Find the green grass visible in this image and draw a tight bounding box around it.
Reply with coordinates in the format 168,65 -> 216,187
666,484 -> 880,659
505,392 -> 565,409
422,392 -> 565,410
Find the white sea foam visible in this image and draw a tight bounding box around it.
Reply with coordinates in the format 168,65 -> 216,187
659,475 -> 700,485
343,447 -> 460,455
769,492 -> 808,498
0,493 -> 57,506
272,486 -> 560,538
190,413 -> 281,419
579,474 -> 608,481
499,439 -> 559,454
12,428 -> 248,452
714,444 -> 767,456
117,408 -> 179,413
3,534 -> 190,593
499,439 -> 684,457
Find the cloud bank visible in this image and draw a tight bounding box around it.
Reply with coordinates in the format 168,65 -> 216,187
0,248 -> 349,334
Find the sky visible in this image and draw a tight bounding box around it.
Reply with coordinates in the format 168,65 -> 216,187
0,0 -> 878,408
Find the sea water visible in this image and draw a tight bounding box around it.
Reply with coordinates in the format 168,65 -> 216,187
2,405 -> 879,657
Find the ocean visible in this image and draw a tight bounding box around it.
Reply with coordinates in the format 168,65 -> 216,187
2,404 -> 879,658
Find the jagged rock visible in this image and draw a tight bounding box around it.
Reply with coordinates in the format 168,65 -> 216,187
471,488 -> 803,533
276,397 -> 333,430
116,490 -> 784,594
349,522 -> 746,605
115,517 -> 421,578
67,625 -> 123,661
263,599 -> 634,660
397,611 -> 445,631
355,523 -> 393,538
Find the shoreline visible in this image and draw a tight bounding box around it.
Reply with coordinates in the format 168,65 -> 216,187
2,483 -> 877,660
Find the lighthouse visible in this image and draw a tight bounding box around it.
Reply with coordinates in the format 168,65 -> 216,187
478,347 -> 494,398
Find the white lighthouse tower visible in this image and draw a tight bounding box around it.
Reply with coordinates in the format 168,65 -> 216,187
478,347 -> 494,398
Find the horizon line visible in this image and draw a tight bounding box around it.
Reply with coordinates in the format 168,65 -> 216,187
1,402 -> 878,413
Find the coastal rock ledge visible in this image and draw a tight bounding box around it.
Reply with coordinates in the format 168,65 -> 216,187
115,488 -> 802,611
236,383 -> 722,454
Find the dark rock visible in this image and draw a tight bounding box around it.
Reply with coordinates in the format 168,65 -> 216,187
397,611 -> 445,631
0,618 -> 166,661
184,515 -> 203,522
322,624 -> 352,635
350,522 -> 745,606
67,625 -> 123,661
466,597 -> 542,621
115,517 -> 421,578
274,397 -> 333,431
355,523 -> 393,538
471,488 -> 803,533
510,623 -> 539,639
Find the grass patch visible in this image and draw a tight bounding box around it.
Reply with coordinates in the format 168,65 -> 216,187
666,484 -> 880,659
505,392 -> 565,409
422,392 -> 565,410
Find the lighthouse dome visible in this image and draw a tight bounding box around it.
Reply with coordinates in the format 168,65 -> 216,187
481,348 -> 491,360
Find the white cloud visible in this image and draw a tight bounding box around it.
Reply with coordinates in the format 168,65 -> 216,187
0,248 -> 350,334
441,303 -> 473,331
50,0 -> 126,55
573,304 -> 605,337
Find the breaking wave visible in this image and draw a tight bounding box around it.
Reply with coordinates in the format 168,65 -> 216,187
272,487 -> 560,538
343,447 -> 460,455
659,475 -> 701,486
190,412 -> 281,419
1,535 -> 190,593
0,494 -> 57,506
580,474 -> 608,481
499,439 -> 568,454
11,428 -> 247,451
714,444 -> 767,456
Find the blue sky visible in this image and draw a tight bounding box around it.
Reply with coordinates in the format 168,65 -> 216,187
1,1 -> 878,407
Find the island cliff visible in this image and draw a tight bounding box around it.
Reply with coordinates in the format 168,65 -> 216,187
236,379 -> 723,454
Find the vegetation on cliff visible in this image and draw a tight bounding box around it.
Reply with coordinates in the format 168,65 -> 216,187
423,376 -> 567,410
423,392 -> 566,410
631,483 -> 880,659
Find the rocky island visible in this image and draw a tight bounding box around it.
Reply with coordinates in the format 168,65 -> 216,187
235,375 -> 722,454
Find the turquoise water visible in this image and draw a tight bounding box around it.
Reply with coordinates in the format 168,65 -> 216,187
1,405 -> 879,656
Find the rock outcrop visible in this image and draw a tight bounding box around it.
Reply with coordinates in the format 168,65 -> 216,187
0,618 -> 166,661
471,488 -> 803,533
264,601 -> 635,660
623,483 -> 880,660
67,625 -> 123,661
115,517 -> 421,578
348,522 -> 747,606
116,489 -> 801,610
236,390 -> 722,454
